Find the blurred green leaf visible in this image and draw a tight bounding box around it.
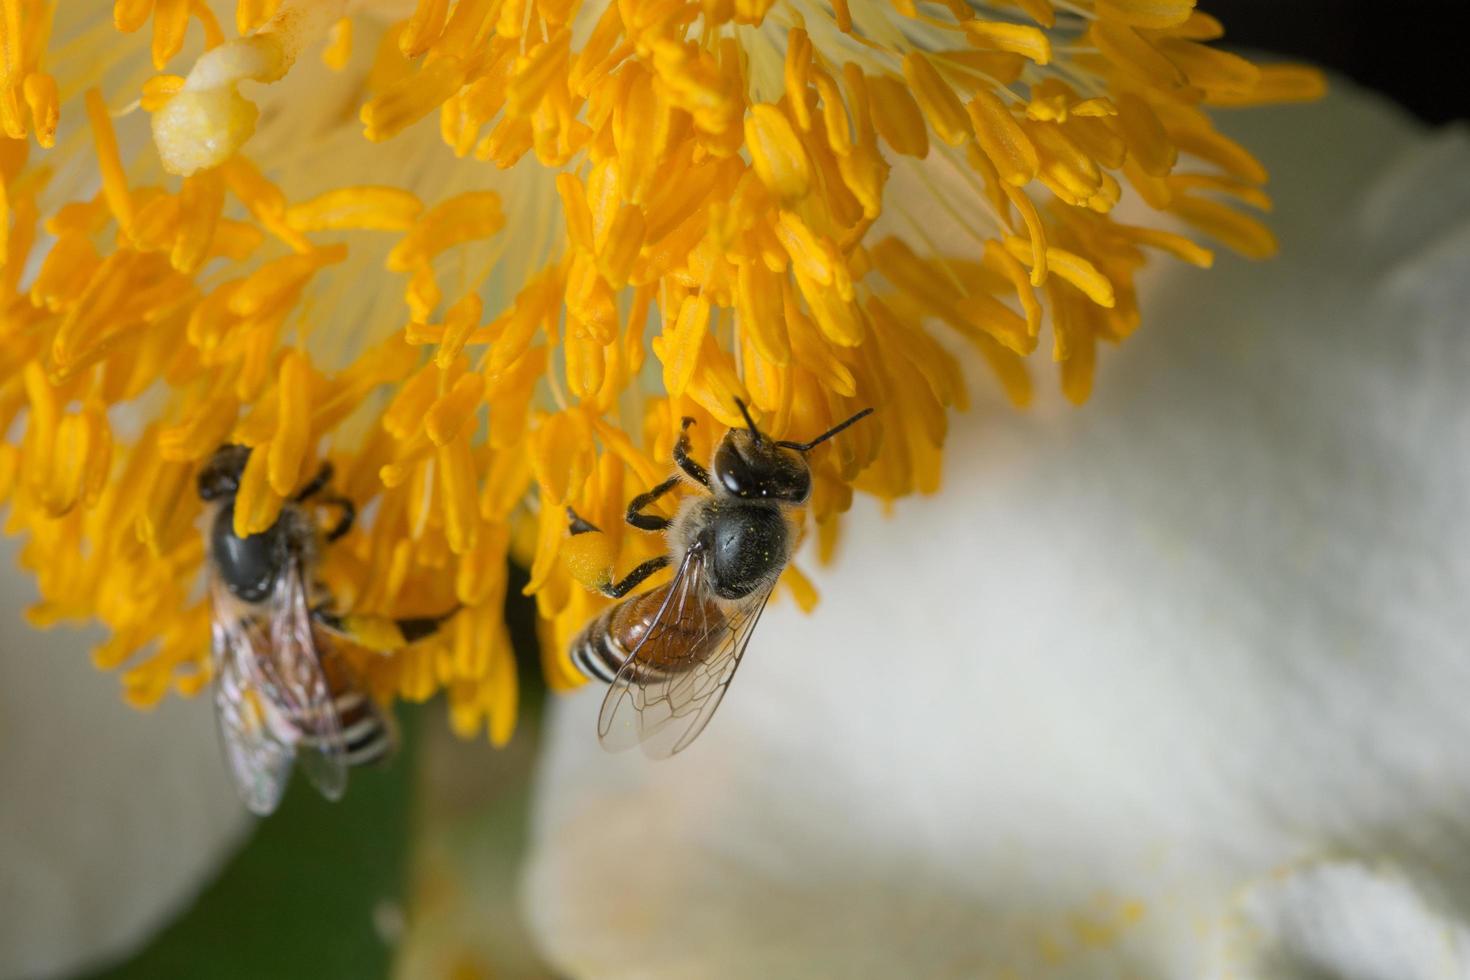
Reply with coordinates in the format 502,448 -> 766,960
84,707 -> 420,980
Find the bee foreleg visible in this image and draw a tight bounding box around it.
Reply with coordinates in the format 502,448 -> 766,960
673,417 -> 710,488
625,475 -> 681,532
293,461 -> 334,502
604,555 -> 672,599
565,508 -> 669,597
320,496 -> 356,542
312,606 -> 458,650
395,607 -> 459,643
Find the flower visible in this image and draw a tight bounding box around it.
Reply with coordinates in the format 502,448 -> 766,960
1,2 -> 1320,736
0,536 -> 249,978
522,82 -> 1470,976
1214,861 -> 1470,978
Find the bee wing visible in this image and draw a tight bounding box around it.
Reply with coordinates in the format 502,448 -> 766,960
211,610 -> 294,816
261,557 -> 349,802
597,547 -> 776,758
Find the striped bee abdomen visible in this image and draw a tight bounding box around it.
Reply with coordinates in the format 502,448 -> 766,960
570,585 -> 728,685
332,688 -> 393,766
294,646 -> 395,767
571,604 -> 626,684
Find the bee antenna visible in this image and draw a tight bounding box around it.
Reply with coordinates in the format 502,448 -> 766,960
775,407 -> 875,453
734,397 -> 764,444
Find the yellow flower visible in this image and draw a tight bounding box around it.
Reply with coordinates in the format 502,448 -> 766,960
0,0 -> 1322,740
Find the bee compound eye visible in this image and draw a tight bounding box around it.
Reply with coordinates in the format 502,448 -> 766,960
714,440 -> 753,496
789,466 -> 811,503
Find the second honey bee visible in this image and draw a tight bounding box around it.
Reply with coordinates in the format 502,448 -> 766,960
568,400 -> 873,757
199,444 -> 454,815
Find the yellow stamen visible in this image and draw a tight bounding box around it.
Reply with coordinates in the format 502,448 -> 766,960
266,350 -> 311,496
903,53 -> 972,148
0,0 -> 1321,747
968,89 -> 1039,186
962,20 -> 1052,65
746,103 -> 811,201
1094,0 -> 1196,30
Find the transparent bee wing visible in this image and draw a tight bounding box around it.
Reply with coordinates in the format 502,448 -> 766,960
598,547 -> 776,758
262,557 -> 348,802
210,608 -> 294,816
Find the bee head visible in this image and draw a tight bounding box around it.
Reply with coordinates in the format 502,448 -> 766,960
197,444 -> 251,502
711,400 -> 873,505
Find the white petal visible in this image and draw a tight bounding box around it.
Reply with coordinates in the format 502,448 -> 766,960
1210,861 -> 1470,979
0,540 -> 251,980
524,82 -> 1470,977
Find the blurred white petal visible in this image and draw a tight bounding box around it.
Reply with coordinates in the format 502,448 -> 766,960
0,541 -> 250,980
523,81 -> 1470,978
1210,861 -> 1470,979
393,714 -> 552,979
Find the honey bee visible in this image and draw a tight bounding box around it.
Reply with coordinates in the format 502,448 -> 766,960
198,444 -> 454,814
568,400 -> 873,757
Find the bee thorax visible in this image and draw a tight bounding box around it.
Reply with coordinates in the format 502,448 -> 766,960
209,503 -> 285,603
704,503 -> 789,600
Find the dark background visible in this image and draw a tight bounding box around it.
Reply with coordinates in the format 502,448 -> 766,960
1213,1 -> 1463,124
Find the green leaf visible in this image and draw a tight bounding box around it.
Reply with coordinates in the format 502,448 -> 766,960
83,707 -> 420,980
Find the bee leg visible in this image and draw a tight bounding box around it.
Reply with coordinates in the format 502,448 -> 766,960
625,475 -> 680,532
313,606 -> 346,632
320,496 -> 356,542
294,461 -> 335,502
566,507 -> 602,535
604,555 -> 672,599
395,607 -> 460,642
566,506 -> 671,597
312,606 -> 458,648
673,417 -> 710,488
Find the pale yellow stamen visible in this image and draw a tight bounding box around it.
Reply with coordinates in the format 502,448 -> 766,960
152,0 -> 345,175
